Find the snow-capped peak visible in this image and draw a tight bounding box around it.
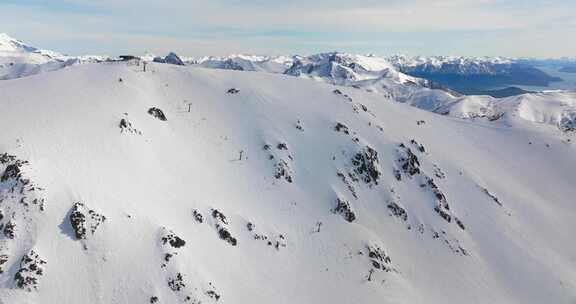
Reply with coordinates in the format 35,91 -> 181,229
0,33 -> 37,53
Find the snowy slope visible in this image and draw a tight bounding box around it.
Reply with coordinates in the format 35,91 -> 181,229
0,62 -> 574,304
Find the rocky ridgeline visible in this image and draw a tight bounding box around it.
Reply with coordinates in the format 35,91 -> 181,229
333,140 -> 382,202
393,143 -> 469,256
395,143 -> 463,227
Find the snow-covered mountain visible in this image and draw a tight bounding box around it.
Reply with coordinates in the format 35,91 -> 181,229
388,55 -> 564,94
0,33 -> 107,80
387,55 -> 516,74
191,53 -> 570,97
0,61 -> 574,304
0,32 -> 566,98
3,33 -> 572,133
187,53 -> 576,125
439,91 -> 576,131
189,52 -> 462,112
193,54 -> 296,74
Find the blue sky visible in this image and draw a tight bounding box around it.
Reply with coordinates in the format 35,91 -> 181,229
1,0 -> 575,57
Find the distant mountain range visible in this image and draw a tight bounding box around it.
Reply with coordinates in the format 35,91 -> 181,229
2,32 -> 574,97
388,55 -> 564,93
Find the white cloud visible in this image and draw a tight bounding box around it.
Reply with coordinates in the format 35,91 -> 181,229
0,0 -> 574,57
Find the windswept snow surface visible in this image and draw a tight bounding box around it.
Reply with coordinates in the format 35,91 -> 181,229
0,62 -> 574,304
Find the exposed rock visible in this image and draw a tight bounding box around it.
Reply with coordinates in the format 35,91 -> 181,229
295,120 -> 304,131
559,111 -> 576,132
264,142 -> 295,183
334,122 -> 350,134
397,144 -> 420,177
246,221 -> 286,251
217,228 -> 237,246
333,197 -> 356,223
14,250 -> 46,291
433,165 -> 446,179
410,139 -> 425,153
119,115 -> 141,135
211,209 -> 237,246
148,107 -> 167,121
1,164 -> 21,182
362,244 -> 395,280
0,254 -> 8,274
481,187 -> 502,206
352,146 -> 381,185
387,202 -> 408,222
168,272 -> 186,292
455,217 -> 466,230
69,202 -> 106,240
3,219 -> 16,239
206,290 -> 221,301
192,209 -> 204,223
427,177 -> 452,224
274,159 -> 293,183
161,228 -> 186,249
211,209 -> 228,225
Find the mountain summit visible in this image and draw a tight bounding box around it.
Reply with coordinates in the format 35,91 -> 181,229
0,33 -> 38,53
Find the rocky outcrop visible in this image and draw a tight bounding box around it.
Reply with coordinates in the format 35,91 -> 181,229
68,202 -> 106,241
14,250 -> 46,291
211,209 -> 237,246
333,197 -> 356,223
148,107 -> 167,121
